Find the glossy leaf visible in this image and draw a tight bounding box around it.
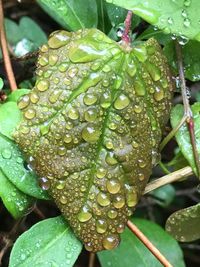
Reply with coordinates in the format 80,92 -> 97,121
170,103 -> 200,175
15,29 -> 173,251
164,40 -> 200,81
7,89 -> 30,103
37,0 -> 98,31
166,203 -> 200,242
150,184 -> 176,208
107,0 -> 200,41
9,216 -> 82,267
98,218 -> 185,267
0,169 -> 34,219
4,18 -> 23,45
96,0 -> 112,33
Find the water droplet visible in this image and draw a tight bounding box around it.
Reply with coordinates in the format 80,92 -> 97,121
106,179 -> 121,194
96,168 -> 107,179
30,93 -> 39,104
132,46 -> 147,62
96,219 -> 107,233
48,30 -> 72,49
64,134 -> 72,144
68,67 -> 78,78
1,148 -> 12,159
126,188 -> 138,207
82,125 -> 100,143
114,94 -> 130,110
24,108 -> 36,119
58,63 -> 68,72
18,95 -> 30,109
37,80 -> 49,92
58,146 -> 66,156
103,65 -> 111,73
49,90 -> 61,103
100,92 -> 112,109
108,209 -> 118,219
146,62 -> 161,81
38,177 -> 50,190
85,242 -> 93,252
184,0 -> 191,7
127,61 -> 137,77
154,87 -> 164,101
102,235 -> 119,250
84,108 -> 97,122
49,54 -> 58,66
68,108 -> 79,120
181,9 -> 188,18
167,17 -> 173,25
83,93 -> 98,106
105,141 -> 114,150
38,55 -> 48,66
105,152 -> 118,165
77,206 -> 92,222
60,195 -> 67,204
183,18 -> 190,27
113,195 -> 125,209
97,192 -> 110,206
135,80 -> 146,96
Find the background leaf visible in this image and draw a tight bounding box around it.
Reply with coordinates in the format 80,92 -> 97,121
37,0 -> 98,30
0,169 -> 34,219
107,0 -> 200,41
166,203 -> 200,242
170,103 -> 200,175
9,216 -> 82,267
150,184 -> 176,208
98,218 -> 185,267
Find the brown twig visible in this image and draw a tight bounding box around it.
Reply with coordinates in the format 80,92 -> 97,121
144,166 -> 193,194
0,0 -> 17,91
175,41 -> 200,178
121,10 -> 132,45
127,220 -> 173,267
88,253 -> 96,267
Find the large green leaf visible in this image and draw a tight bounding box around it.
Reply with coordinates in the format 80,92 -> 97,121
0,169 -> 34,219
9,216 -> 82,267
98,218 -> 185,267
164,40 -> 200,81
170,103 -> 200,175
166,203 -> 200,242
37,0 -> 98,30
15,29 -> 173,252
107,0 -> 200,41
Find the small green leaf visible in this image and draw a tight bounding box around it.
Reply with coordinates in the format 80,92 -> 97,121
9,216 -> 82,267
7,89 -> 30,103
0,169 -> 34,219
96,0 -> 112,33
108,0 -> 200,41
19,17 -> 47,47
37,0 -> 98,30
150,184 -> 176,208
0,102 -> 22,140
138,26 -> 171,45
170,103 -> 200,175
166,203 -> 200,242
4,18 -> 23,45
98,218 -> 185,267
0,77 -> 3,90
164,40 -> 200,81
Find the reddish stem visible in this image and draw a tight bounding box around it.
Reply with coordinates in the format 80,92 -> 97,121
0,0 -> 17,91
121,11 -> 133,44
127,220 -> 173,267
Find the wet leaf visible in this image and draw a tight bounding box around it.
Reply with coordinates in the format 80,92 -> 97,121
108,0 -> 200,42
150,184 -> 176,208
7,89 -> 30,103
164,40 -> 200,81
170,103 -> 200,175
0,169 -> 34,219
96,0 -> 112,33
9,216 -> 82,267
98,218 -> 185,267
15,28 -> 173,251
37,0 -> 98,31
166,203 -> 200,242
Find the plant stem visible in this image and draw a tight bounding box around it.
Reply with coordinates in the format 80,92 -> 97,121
88,253 -> 95,267
175,41 -> 200,178
121,10 -> 132,45
0,0 -> 17,91
144,166 -> 193,194
127,220 -> 173,267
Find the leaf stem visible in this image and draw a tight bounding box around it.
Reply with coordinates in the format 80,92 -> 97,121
127,220 -> 173,267
144,166 -> 193,194
175,41 -> 200,178
0,0 -> 17,91
88,253 -> 95,267
121,10 -> 132,45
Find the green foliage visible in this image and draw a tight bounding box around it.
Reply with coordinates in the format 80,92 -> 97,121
98,218 -> 185,267
107,0 -> 200,42
166,203 -> 200,242
9,216 -> 82,267
170,103 -> 200,175
37,0 -> 98,30
150,184 -> 176,208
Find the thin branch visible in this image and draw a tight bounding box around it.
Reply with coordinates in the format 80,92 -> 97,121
175,41 -> 200,178
88,253 -> 95,267
144,166 -> 193,194
127,220 -> 173,267
0,0 -> 17,91
121,10 -> 132,45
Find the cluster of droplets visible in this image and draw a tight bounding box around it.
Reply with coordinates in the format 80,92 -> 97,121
14,29 -> 173,252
